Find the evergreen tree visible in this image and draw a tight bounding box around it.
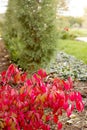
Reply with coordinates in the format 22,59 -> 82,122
3,0 -> 23,62
3,0 -> 58,73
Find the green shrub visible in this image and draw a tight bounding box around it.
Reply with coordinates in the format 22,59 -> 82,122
3,0 -> 58,73
59,29 -> 77,40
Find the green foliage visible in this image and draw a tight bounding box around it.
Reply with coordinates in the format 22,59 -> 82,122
57,16 -> 83,28
57,16 -> 83,40
3,0 -> 58,73
2,0 -> 23,62
50,52 -> 87,81
0,14 -> 5,35
66,16 -> 83,27
59,29 -> 77,40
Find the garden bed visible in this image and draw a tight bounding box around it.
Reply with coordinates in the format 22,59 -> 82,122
0,40 -> 87,130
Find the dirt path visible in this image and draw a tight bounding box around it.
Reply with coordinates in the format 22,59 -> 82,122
0,39 -> 10,72
76,37 -> 87,42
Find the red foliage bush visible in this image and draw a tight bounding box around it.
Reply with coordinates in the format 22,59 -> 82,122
0,64 -> 84,130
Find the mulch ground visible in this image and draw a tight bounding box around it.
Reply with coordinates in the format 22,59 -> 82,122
0,39 -> 87,130
0,39 -> 10,72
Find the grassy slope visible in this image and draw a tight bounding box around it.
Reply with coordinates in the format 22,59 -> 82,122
57,39 -> 87,64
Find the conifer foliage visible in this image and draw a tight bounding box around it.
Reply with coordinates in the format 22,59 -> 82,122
3,0 -> 58,73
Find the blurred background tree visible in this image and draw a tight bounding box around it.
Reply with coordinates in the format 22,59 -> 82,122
57,0 -> 69,14
82,7 -> 87,28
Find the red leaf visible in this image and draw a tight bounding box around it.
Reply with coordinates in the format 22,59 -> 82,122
37,69 -> 47,78
63,102 -> 69,110
53,115 -> 58,123
75,92 -> 82,102
46,115 -> 50,122
14,72 -> 21,83
1,71 -> 6,77
69,92 -> 76,101
57,122 -> 62,130
7,64 -> 15,76
76,101 -> 84,112
21,73 -> 27,82
11,89 -> 16,96
67,104 -> 72,117
33,73 -> 41,83
63,80 -> 71,90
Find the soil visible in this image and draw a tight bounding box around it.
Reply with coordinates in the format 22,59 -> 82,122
0,39 -> 87,130
0,39 -> 10,72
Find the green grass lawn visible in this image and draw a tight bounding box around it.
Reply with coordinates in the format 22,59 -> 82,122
57,39 -> 87,64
